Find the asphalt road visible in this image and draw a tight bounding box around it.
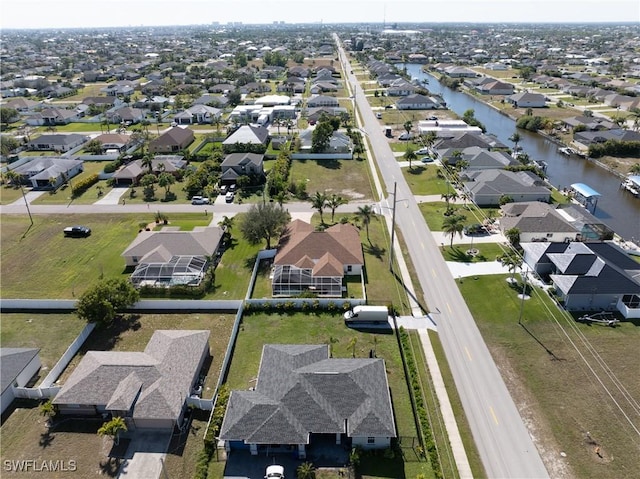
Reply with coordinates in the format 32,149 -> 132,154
336,37 -> 549,478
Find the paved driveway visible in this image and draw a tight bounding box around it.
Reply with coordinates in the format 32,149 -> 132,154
117,431 -> 171,479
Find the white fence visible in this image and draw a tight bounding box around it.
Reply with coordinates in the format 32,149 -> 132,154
291,152 -> 353,160
186,396 -> 214,410
40,322 -> 96,388
13,386 -> 61,399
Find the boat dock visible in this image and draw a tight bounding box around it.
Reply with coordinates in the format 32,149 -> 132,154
569,183 -> 601,213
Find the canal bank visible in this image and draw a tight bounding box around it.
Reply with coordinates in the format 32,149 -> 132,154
400,64 -> 639,241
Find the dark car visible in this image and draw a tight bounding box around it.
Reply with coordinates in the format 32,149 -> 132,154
63,226 -> 91,238
463,223 -> 487,235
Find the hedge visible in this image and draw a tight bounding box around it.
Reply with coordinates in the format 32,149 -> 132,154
71,173 -> 99,197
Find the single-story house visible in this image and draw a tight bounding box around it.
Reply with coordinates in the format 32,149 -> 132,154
417,120 -> 482,138
1,348 -> 41,415
174,104 -> 222,125
474,79 -> 515,96
107,106 -> 145,125
573,129 -> 640,149
395,94 -> 441,110
433,132 -> 508,151
507,92 -> 547,108
53,330 -> 210,430
387,79 -> 417,96
307,95 -> 339,108
93,133 -> 136,152
4,98 -> 41,112
561,116 -> 616,131
310,82 -> 339,94
112,155 -> 186,185
12,157 -> 84,189
296,129 -> 353,157
443,66 -> 478,78
220,344 -> 396,458
148,126 -> 194,154
306,107 -> 349,123
222,125 -> 270,152
439,146 -> 519,170
272,220 -> 363,297
462,169 -> 551,206
27,133 -> 88,152
521,241 -> 640,318
500,202 -> 613,242
220,152 -> 264,184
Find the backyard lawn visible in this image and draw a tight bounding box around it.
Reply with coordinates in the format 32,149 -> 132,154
289,158 -> 375,202
459,274 -> 640,479
221,311 -> 434,479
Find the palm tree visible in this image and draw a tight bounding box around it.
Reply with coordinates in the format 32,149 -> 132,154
310,191 -> 329,224
97,417 -> 127,446
499,251 -> 523,283
141,154 -> 154,174
355,205 -> 374,243
327,194 -> 347,223
509,131 -> 521,152
442,214 -> 466,248
441,191 -> 458,213
403,146 -> 418,170
505,227 -> 521,248
158,172 -> 175,197
347,336 -> 358,358
218,215 -> 234,241
273,190 -> 288,206
296,461 -> 316,479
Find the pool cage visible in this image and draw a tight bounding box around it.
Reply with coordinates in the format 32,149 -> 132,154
130,255 -> 208,287
271,265 -> 343,297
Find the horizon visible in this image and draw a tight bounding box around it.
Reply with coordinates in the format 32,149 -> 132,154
2,0 -> 638,30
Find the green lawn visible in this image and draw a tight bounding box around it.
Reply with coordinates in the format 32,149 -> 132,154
222,312 -> 433,479
440,243 -> 508,263
0,314 -> 87,384
289,158 -> 375,201
0,185 -> 25,205
418,202 -> 495,231
403,166 -> 451,196
33,162 -> 108,205
459,275 -> 640,479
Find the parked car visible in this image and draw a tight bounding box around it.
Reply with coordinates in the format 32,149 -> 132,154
415,147 -> 430,155
375,112 -> 382,119
63,225 -> 91,238
464,223 -> 487,235
218,184 -> 228,194
420,156 -> 434,163
427,116 -> 438,121
398,132 -> 414,141
384,104 -> 393,109
265,465 -> 284,479
191,196 -> 210,205
228,183 -> 237,192
225,191 -> 234,203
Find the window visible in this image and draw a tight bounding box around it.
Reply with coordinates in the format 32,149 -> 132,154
347,265 -> 352,272
367,437 -> 375,444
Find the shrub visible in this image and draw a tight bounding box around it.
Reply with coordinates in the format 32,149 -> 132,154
71,173 -> 99,197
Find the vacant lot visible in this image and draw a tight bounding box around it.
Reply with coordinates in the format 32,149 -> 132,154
289,158 -> 375,201
403,165 -> 450,196
459,274 -> 640,479
222,311 -> 433,479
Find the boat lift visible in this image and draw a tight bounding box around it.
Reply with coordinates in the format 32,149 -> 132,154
577,311 -> 620,327
569,183 -> 601,214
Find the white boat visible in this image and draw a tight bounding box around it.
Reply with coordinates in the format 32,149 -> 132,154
621,178 -> 640,197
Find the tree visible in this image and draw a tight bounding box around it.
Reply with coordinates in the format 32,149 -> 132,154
311,121 -> 333,153
39,399 -> 57,421
227,89 -> 242,107
509,132 -> 521,152
630,163 -> 640,175
499,251 -> 523,283
1,136 -> 21,157
218,215 -> 234,240
403,146 -> 418,169
141,154 -> 154,174
441,191 -> 458,213
355,205 -> 374,243
85,139 -> 104,155
297,461 -> 316,479
140,173 -> 158,201
239,202 -> 290,249
442,214 -> 466,248
347,336 -> 358,358
76,278 -> 139,325
0,107 -> 19,126
158,172 -> 175,197
403,120 -> 413,142
310,191 -> 329,224
98,417 -> 127,446
327,194 -> 347,223
505,227 -> 521,248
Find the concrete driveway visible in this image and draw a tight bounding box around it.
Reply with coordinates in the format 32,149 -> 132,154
117,431 -> 171,479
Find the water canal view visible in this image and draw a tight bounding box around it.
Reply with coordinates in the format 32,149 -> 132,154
403,64 -> 640,242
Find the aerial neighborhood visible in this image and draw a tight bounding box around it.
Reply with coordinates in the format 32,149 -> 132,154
1,19 -> 639,479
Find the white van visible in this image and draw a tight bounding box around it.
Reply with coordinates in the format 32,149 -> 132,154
344,305 -> 389,324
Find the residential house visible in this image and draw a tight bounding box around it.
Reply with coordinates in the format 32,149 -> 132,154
193,94 -> 229,108
93,133 -> 135,152
12,157 -> 84,189
307,95 -> 339,108
573,128 -> 640,149
306,107 -> 349,124
107,106 -> 145,125
386,79 -> 417,96
310,82 -> 339,94
4,98 -> 41,112
100,81 -> 136,97
296,129 -> 353,157
122,226 -> 223,287
174,104 -> 221,125
113,155 -> 186,185
417,120 -> 482,138
395,94 -> 441,110
222,125 -> 270,152
40,107 -> 81,125
1,348 -> 41,415
521,242 -> 640,318
443,66 -> 478,78
433,132 -> 508,151
220,152 -> 264,185
500,201 -> 613,242
220,344 -> 396,457
53,330 -> 210,430
507,92 -> 547,108
271,220 -> 363,297
148,127 -> 194,154
27,133 -> 88,152
462,169 -> 551,206
473,79 -> 515,96
439,146 -> 519,170
561,116 -> 616,132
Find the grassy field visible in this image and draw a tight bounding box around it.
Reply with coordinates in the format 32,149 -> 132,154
0,214 -> 212,299
0,314 -> 87,384
33,162 -> 107,205
0,185 -> 26,205
459,275 -> 640,479
221,311 -> 434,479
418,202 -> 494,231
289,158 -> 375,201
440,243 -> 507,263
403,165 -> 451,196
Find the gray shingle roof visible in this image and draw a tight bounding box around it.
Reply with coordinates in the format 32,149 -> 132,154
53,330 -> 209,424
122,226 -> 223,261
1,348 -> 40,394
220,344 -> 396,445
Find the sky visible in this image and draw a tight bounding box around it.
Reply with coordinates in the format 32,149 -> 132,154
1,0 -> 639,30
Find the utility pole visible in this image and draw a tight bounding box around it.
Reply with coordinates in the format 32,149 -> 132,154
389,181 -> 397,272
518,270 -> 528,325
